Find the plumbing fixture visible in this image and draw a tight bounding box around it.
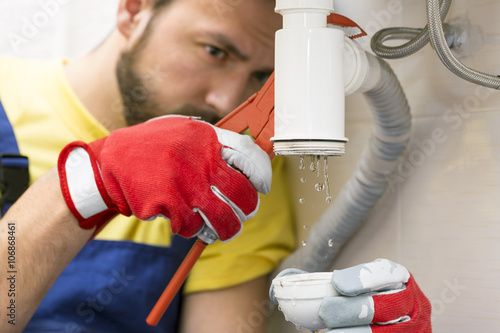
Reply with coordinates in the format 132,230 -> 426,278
273,0 -> 348,156
370,0 -> 452,59
426,0 -> 500,89
369,0 -> 500,89
442,17 -> 485,59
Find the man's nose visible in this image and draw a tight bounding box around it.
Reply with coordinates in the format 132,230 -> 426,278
204,76 -> 250,116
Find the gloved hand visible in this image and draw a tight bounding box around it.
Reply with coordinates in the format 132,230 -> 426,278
58,115 -> 272,241
270,259 -> 431,332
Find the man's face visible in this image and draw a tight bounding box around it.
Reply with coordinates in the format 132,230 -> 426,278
117,0 -> 280,126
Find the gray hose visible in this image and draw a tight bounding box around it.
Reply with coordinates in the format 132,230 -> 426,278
427,0 -> 500,89
371,0 -> 452,59
276,57 -> 411,273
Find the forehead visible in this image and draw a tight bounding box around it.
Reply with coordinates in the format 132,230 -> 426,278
155,0 -> 281,58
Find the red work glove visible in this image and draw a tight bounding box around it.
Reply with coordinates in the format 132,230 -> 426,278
320,259 -> 432,332
58,115 -> 272,241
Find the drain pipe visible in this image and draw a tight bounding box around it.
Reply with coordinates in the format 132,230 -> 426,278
276,44 -> 412,273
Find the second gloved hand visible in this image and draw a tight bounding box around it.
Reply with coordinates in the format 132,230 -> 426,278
58,115 -> 272,241
320,259 -> 431,332
270,259 -> 431,333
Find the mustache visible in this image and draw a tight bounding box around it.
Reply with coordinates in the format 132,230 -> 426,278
124,102 -> 224,126
170,105 -> 223,125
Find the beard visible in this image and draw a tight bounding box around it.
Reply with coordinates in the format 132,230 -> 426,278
116,51 -> 162,126
115,15 -> 223,126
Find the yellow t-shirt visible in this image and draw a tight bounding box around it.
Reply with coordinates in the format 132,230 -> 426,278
0,58 -> 295,293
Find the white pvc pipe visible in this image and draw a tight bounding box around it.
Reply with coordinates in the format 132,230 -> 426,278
273,0 -> 348,156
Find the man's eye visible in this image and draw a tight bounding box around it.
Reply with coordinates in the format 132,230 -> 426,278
204,45 -> 226,59
253,71 -> 272,85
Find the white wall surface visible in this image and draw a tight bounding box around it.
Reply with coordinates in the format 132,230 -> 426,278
0,0 -> 118,59
277,0 -> 500,332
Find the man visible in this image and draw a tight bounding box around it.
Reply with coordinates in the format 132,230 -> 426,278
0,0 -> 294,332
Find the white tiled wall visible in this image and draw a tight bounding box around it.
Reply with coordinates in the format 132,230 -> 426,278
277,0 -> 500,331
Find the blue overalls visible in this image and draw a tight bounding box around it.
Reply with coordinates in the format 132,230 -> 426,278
1,98 -> 195,332
0,98 -> 29,216
25,237 -> 195,333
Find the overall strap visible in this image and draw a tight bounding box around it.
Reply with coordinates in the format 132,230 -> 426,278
0,98 -> 29,216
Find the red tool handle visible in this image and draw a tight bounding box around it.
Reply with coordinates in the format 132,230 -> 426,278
146,238 -> 208,326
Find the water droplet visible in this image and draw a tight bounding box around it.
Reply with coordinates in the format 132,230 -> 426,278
299,156 -> 305,170
299,198 -> 305,204
300,177 -> 306,183
303,225 -> 308,230
309,161 -> 316,172
301,240 -> 307,246
324,157 -> 333,204
316,155 -> 321,178
315,183 -> 324,191
328,238 -> 334,247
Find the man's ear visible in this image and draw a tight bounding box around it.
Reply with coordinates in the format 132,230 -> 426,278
116,0 -> 152,39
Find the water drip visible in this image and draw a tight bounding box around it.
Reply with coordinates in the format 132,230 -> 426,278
299,156 -> 305,170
